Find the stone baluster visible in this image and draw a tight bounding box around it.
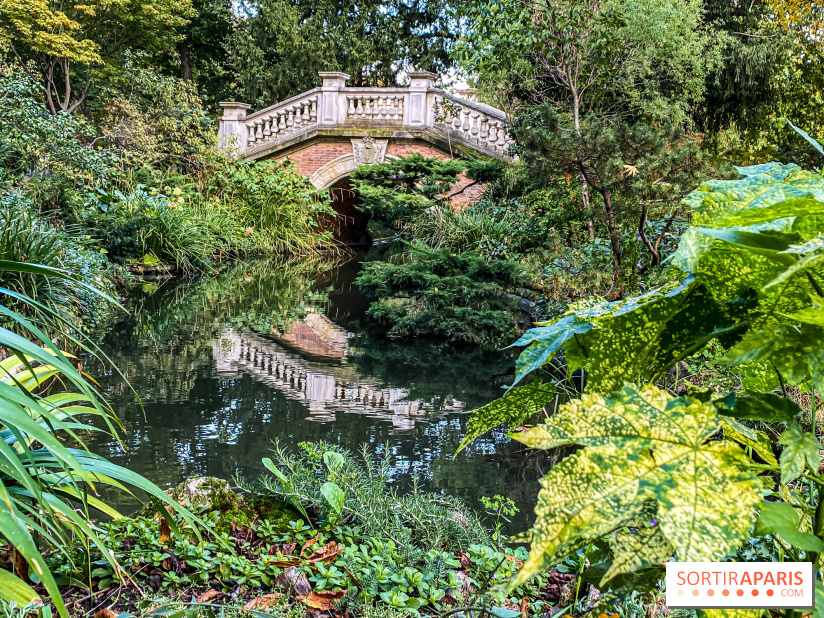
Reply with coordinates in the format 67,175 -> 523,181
262,116 -> 272,138
278,111 -> 286,132
479,117 -> 489,146
452,108 -> 462,130
461,109 -> 471,135
488,122 -> 498,149
254,119 -> 263,141
247,124 -> 256,146
379,96 -> 388,118
286,107 -> 294,130
310,97 -> 317,122
270,114 -> 279,139
302,100 -> 310,122
470,113 -> 480,142
496,121 -> 507,148
347,95 -> 355,117
293,105 -> 303,129
355,97 -> 364,117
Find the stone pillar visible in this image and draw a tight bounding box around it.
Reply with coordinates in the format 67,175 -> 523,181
218,102 -> 251,155
318,71 -> 350,126
405,71 -> 438,127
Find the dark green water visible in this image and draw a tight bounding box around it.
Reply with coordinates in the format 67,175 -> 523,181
84,254 -> 544,532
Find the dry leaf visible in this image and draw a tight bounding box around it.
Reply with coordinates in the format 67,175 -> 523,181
159,518 -> 171,543
272,559 -> 301,568
93,610 -> 118,618
243,593 -> 282,611
299,590 -> 346,610
196,589 -> 221,603
306,541 -> 344,563
300,535 -> 319,556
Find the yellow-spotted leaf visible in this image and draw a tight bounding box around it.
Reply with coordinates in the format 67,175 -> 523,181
511,385 -> 761,589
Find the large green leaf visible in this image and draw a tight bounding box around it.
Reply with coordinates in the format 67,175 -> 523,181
778,423 -> 821,484
0,567 -> 39,606
754,500 -> 824,553
456,380 -> 556,454
601,524 -> 673,586
719,391 -> 802,424
511,385 -> 761,587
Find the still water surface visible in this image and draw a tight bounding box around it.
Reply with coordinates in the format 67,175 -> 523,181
84,253 -> 543,532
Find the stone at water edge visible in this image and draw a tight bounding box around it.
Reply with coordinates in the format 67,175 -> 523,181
167,476 -> 240,512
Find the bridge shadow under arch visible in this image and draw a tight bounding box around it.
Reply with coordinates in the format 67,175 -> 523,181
321,177 -> 370,246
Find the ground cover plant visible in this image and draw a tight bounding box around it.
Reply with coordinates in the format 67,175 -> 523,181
460,125 -> 824,617
40,443 -> 558,617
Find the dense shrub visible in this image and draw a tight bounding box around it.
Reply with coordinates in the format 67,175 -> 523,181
356,245 -> 529,348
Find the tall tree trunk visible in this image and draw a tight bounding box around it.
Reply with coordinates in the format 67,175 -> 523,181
602,191 -> 622,266
179,42 -> 193,82
571,90 -> 595,239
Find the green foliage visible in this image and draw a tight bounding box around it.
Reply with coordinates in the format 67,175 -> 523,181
350,154 -> 464,227
460,129 -> 824,605
228,0 -> 455,108
456,380 -> 557,454
0,261 -> 203,616
356,244 -> 529,348
0,70 -> 112,209
45,443 -> 548,616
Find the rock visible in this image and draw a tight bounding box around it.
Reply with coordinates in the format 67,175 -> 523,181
274,566 -> 312,597
167,477 -> 240,512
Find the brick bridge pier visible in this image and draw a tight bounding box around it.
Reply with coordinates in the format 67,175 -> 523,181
217,71 -> 513,245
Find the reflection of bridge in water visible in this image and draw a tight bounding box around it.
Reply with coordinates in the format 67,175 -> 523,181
213,316 -> 464,431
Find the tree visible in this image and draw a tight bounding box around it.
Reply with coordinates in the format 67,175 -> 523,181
228,0 -> 456,109
512,105 -> 706,268
2,0 -> 193,114
165,0 -> 234,108
457,0 -> 718,249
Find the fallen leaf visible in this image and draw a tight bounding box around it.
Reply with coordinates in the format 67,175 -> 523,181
159,518 -> 171,543
196,589 -> 221,603
272,559 -> 301,568
298,590 -> 346,610
306,541 -> 344,563
300,535 -> 319,556
243,594 -> 282,611
93,610 -> 118,618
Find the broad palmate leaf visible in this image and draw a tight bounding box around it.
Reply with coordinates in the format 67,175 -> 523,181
456,380 -> 556,454
510,385 -> 761,587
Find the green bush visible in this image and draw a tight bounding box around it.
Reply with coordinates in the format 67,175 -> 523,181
356,245 -> 529,348
204,158 -> 336,255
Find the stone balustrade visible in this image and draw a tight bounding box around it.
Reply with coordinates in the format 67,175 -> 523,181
218,71 -> 513,161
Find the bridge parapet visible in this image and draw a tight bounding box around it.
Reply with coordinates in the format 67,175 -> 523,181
218,71 -> 514,161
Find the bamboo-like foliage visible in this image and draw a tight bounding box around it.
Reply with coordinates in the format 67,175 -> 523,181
0,260 -> 203,616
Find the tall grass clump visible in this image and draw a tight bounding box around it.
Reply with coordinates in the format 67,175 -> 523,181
410,203 -> 518,258
205,159 -> 336,256
238,441 -> 491,554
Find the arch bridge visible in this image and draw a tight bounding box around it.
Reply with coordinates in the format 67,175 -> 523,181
217,72 -> 513,245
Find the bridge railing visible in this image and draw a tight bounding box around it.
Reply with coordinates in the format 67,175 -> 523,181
218,71 -> 514,159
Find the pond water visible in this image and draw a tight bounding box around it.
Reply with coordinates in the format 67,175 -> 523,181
84,252 -> 544,533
